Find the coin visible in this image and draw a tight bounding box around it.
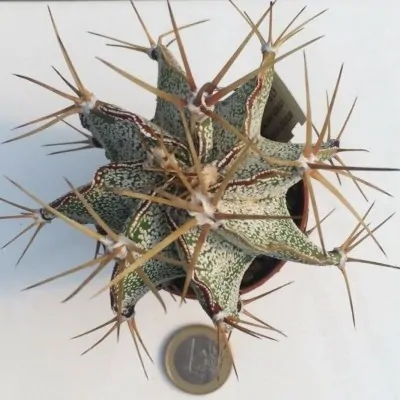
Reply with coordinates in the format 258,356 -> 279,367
164,324 -> 233,395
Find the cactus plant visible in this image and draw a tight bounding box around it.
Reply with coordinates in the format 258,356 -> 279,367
2,0 -> 399,379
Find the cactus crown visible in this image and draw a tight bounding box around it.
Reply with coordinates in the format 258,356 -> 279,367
2,0 -> 399,379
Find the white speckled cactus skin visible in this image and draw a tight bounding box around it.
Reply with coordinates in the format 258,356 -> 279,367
2,1 -> 399,376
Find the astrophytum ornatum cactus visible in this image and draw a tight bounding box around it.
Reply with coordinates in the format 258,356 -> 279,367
2,0 -> 400,378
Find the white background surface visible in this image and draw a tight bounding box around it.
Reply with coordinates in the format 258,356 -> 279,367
0,1 -> 399,399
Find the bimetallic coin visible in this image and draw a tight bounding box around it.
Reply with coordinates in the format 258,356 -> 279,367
164,324 -> 233,395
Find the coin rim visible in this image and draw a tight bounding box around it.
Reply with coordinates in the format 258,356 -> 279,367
164,324 -> 233,395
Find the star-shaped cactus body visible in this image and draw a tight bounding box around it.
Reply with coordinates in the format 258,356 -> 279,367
3,1 -> 400,379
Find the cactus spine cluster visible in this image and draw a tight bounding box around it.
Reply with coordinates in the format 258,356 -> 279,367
2,1 -> 399,378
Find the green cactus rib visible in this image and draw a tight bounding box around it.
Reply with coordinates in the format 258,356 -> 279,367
110,201 -> 187,318
2,0 -> 400,378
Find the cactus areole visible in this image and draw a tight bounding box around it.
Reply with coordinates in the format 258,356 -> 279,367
165,177 -> 309,299
2,1 -> 400,381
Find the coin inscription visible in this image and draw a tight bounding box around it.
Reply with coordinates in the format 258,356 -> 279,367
173,334 -> 220,384
164,325 -> 233,395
